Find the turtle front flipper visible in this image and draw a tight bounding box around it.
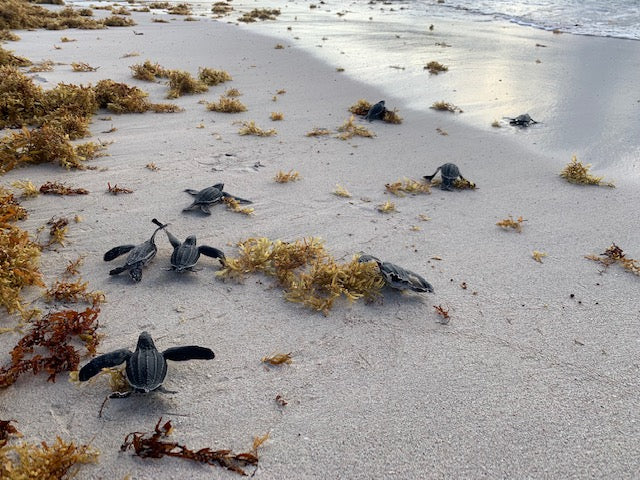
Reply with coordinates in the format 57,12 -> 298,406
109,265 -> 129,276
383,263 -> 434,293
222,193 -> 253,204
182,202 -> 200,212
184,189 -> 200,196
104,245 -> 135,261
163,346 -> 215,361
199,246 -> 225,264
79,348 -> 132,381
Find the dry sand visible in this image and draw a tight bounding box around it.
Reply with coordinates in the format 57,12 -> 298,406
1,6 -> 640,479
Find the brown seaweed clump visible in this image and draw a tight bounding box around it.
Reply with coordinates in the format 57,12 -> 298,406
217,237 -> 385,314
560,155 -> 614,187
0,125 -> 104,173
212,2 -> 234,16
102,15 -> 136,27
237,121 -> 276,137
39,181 -> 89,195
385,178 -> 431,196
94,79 -> 149,113
430,101 -> 463,113
198,67 -> 232,86
0,187 -> 44,319
129,60 -> 169,82
586,243 -> 640,276
167,3 -> 192,15
238,8 -> 281,23
274,170 -> 300,183
45,279 -> 105,305
496,215 -> 525,232
0,306 -> 100,388
0,45 -> 31,67
166,70 -> 208,99
206,96 -> 247,113
424,61 -> 448,74
0,436 -> 99,479
121,418 -> 267,476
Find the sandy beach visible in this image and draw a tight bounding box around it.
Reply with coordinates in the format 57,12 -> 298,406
1,2 -> 640,478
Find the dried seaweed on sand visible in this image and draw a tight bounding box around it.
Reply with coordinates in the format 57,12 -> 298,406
217,238 -> 385,314
121,418 -> 267,476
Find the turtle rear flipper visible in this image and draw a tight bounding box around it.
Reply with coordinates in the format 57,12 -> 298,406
78,348 -> 132,381
199,246 -> 225,264
199,204 -> 212,215
104,245 -> 135,261
182,202 -> 200,212
163,345 -> 215,361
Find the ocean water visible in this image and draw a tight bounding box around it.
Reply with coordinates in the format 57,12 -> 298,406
419,0 -> 640,40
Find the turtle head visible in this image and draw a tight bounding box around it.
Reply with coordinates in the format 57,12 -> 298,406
357,253 -> 381,265
184,235 -> 197,246
136,331 -> 157,350
130,267 -> 143,282
212,183 -> 224,191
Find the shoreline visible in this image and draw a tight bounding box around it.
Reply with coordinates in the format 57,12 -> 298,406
1,6 -> 640,479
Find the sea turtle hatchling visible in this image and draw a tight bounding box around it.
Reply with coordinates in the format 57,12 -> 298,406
158,223 -> 226,272
78,331 -> 215,414
507,113 -> 538,127
103,218 -> 167,282
364,100 -> 386,122
424,162 -> 467,191
183,183 -> 252,215
359,254 -> 434,293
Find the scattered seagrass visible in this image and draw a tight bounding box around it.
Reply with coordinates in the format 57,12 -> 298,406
166,69 -> 208,98
377,201 -> 396,213
71,61 -> 98,72
560,155 -> 614,187
130,60 -> 169,81
217,237 -> 385,314
337,115 -> 374,139
10,180 -> 38,197
431,101 -> 462,113
121,418 -> 267,476
262,352 -> 293,365
106,182 -> 133,195
44,279 -> 105,305
586,243 -> 640,276
39,181 -> 88,195
223,197 -> 255,215
0,435 -> 99,479
496,215 -> 525,232
0,306 -> 100,388
385,178 -> 431,196
238,121 -> 277,136
0,187 -> 43,319
274,170 -> 300,183
333,184 -> 352,197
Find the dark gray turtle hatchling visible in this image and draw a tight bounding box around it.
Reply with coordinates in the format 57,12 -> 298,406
160,225 -> 226,272
508,113 -> 538,127
424,162 -> 466,191
364,100 -> 386,122
79,331 -> 214,396
183,182 -> 252,215
359,254 -> 434,293
103,219 -> 167,282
